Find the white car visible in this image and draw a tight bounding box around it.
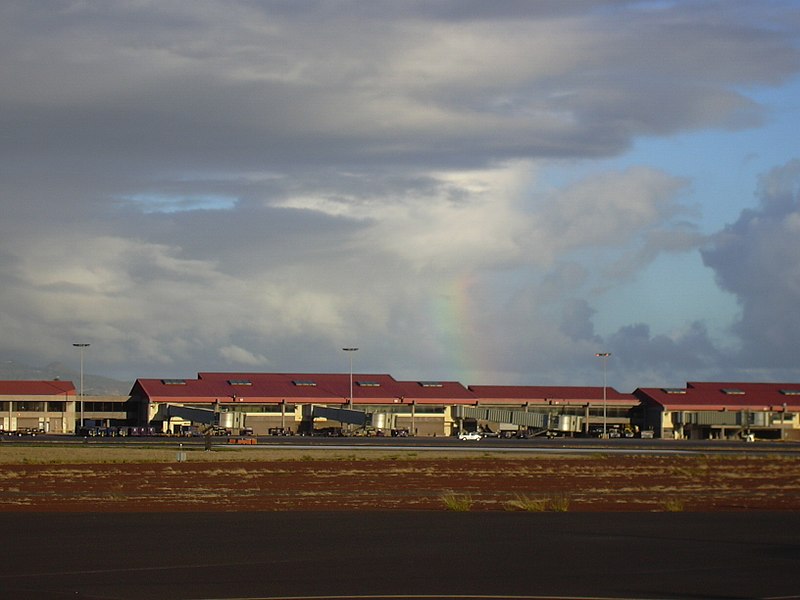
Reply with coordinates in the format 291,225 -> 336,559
458,431 -> 482,441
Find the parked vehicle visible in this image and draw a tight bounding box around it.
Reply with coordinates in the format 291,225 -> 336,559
15,427 -> 43,437
458,431 -> 482,441
268,427 -> 292,436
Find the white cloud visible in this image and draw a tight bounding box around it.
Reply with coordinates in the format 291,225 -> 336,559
0,1 -> 799,387
218,345 -> 270,367
530,167 -> 691,265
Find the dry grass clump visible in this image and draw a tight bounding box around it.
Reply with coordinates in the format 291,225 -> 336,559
441,492 -> 473,511
660,498 -> 685,512
504,493 -> 570,512
547,493 -> 570,512
504,494 -> 548,512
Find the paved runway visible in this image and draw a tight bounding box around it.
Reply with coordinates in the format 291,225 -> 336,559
1,512 -> 799,599
13,433 -> 800,456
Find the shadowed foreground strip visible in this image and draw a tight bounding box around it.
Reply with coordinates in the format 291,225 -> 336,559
1,512 -> 800,599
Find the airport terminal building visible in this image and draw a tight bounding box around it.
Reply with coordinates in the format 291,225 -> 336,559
3,374 -> 799,440
0,380 -> 76,434
635,382 -> 800,441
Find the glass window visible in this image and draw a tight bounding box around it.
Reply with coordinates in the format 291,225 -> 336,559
413,405 -> 444,414
587,406 -> 631,419
15,401 -> 45,411
84,402 -> 126,412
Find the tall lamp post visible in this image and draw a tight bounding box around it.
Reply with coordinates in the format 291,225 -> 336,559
73,343 -> 90,430
343,347 -> 358,409
595,352 -> 611,438
782,402 -> 787,441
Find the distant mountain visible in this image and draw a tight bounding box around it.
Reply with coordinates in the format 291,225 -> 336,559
0,360 -> 133,396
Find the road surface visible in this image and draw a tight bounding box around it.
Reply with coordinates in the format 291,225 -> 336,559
0,512 -> 798,599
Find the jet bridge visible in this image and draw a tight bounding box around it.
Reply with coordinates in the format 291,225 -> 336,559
302,404 -> 369,428
453,405 -> 582,435
163,404 -> 217,425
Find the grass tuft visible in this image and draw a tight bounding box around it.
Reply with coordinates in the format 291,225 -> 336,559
504,493 -> 570,512
504,494 -> 548,512
547,493 -> 570,512
661,498 -> 685,512
441,492 -> 473,511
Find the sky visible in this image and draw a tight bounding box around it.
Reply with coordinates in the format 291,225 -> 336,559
1,0 -> 800,392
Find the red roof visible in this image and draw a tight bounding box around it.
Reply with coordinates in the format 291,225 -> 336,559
468,385 -> 636,405
0,380 -> 76,396
395,380 -> 477,404
635,382 -> 800,411
134,373 -> 414,404
133,374 -> 489,405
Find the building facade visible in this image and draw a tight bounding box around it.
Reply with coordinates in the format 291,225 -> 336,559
4,375 -> 800,440
129,372 -> 637,437
634,382 -> 800,440
0,380 -> 76,433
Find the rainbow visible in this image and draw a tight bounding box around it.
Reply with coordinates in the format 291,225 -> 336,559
429,275 -> 484,382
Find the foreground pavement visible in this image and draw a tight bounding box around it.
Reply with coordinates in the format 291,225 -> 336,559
0,512 -> 798,599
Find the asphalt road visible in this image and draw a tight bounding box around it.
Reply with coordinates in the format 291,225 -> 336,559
0,512 -> 798,600
7,432 -> 800,456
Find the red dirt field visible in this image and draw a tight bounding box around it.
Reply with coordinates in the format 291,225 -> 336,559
2,451 -> 800,512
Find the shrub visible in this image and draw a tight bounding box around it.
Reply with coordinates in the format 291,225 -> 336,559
661,498 -> 685,512
441,492 -> 473,511
504,494 -> 548,512
547,494 -> 570,512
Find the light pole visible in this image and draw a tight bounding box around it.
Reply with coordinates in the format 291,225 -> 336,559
343,348 -> 358,409
73,343 -> 90,431
782,402 -> 787,441
595,352 -> 611,438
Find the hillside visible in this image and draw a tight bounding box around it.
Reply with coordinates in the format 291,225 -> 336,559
0,360 -> 132,396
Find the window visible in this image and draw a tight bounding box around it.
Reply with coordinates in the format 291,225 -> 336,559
587,407 -> 630,419
357,381 -> 380,387
780,390 -> 800,396
412,405 -> 445,414
85,402 -> 125,412
47,401 -> 65,412
228,379 -> 252,386
162,379 -> 186,385
662,388 -> 686,394
14,401 -> 45,412
293,380 -> 316,387
419,382 -> 443,388
721,388 -> 745,395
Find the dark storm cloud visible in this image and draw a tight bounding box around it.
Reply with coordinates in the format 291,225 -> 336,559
2,0 -> 797,175
702,160 -> 800,369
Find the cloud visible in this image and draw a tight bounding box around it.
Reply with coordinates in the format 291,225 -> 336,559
532,167 -> 693,267
0,1 -> 799,387
702,159 -> 800,369
2,1 -> 797,175
218,345 -> 270,367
